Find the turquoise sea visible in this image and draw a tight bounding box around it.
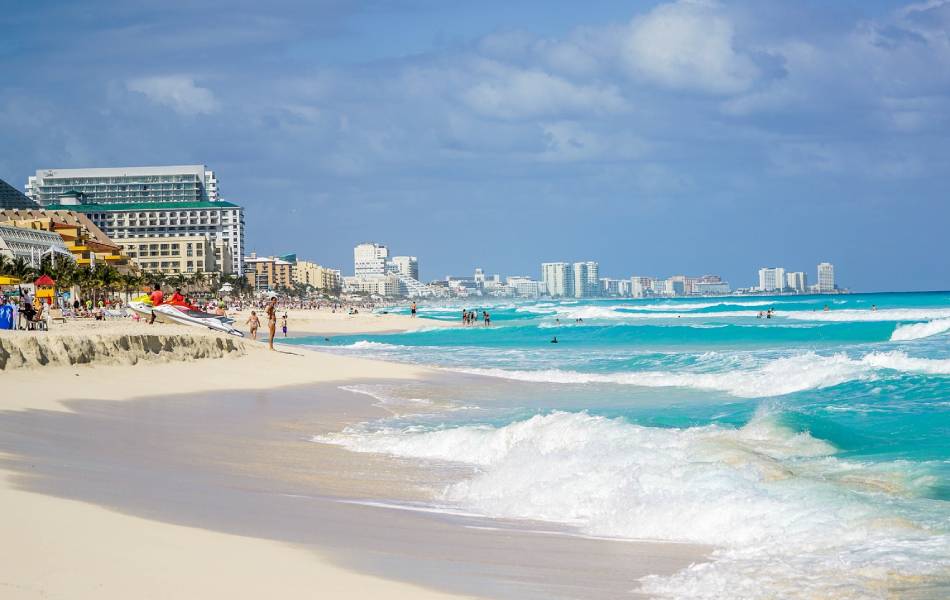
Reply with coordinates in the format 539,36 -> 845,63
288,292 -> 950,598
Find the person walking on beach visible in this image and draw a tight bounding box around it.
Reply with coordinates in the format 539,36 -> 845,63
246,311 -> 260,340
266,296 -> 278,350
411,302 -> 417,318
281,313 -> 288,337
148,283 -> 164,325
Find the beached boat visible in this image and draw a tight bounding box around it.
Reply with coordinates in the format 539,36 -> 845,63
128,299 -> 244,337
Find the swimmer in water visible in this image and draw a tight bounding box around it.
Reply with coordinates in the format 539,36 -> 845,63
551,336 -> 559,344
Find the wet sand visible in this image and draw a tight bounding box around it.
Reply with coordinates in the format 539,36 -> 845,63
0,378 -> 707,599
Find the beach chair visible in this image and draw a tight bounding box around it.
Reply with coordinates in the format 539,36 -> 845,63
26,312 -> 47,331
49,307 -> 67,325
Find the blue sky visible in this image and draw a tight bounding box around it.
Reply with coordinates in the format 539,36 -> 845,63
2,0 -> 949,291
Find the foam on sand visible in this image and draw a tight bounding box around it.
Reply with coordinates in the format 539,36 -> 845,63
321,409 -> 950,599
454,351 -> 950,398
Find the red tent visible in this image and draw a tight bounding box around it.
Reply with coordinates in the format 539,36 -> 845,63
34,275 -> 56,286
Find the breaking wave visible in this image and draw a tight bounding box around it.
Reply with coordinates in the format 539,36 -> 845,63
319,409 -> 950,598
455,351 -> 950,398
891,318 -> 950,341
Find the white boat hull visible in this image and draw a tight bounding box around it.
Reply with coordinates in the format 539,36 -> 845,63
129,302 -> 244,337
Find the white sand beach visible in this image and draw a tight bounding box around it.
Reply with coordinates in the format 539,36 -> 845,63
0,317 -> 471,600
0,315 -> 704,599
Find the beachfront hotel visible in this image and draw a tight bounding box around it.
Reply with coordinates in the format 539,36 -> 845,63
786,271 -> 808,293
26,165 -> 219,205
541,261 -> 600,298
758,267 -> 787,292
348,242 -> 432,298
30,165 -> 245,275
391,256 -> 419,281
541,262 -> 573,297
0,208 -> 128,270
295,260 -> 343,293
818,262 -> 836,293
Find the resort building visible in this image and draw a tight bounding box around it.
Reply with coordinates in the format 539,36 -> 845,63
0,208 -> 127,269
27,165 -> 218,205
786,271 -> 808,293
693,281 -> 731,295
29,165 -> 243,275
343,274 -> 399,297
295,260 -> 342,292
599,277 -> 632,297
818,262 -> 835,293
354,243 -> 389,277
0,223 -> 72,265
0,178 -> 37,209
572,262 -> 590,298
391,256 -> 419,280
350,242 -> 431,297
584,261 -> 600,297
507,276 -> 544,298
758,267 -> 787,292
116,236 -> 222,275
630,276 -> 655,298
541,262 -> 574,297
244,253 -> 295,292
40,198 -> 244,275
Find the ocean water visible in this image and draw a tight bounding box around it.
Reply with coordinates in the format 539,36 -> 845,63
288,292 -> 950,598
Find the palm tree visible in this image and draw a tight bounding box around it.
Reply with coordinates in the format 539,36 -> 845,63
10,257 -> 35,281
191,271 -> 206,295
120,272 -> 145,301
170,272 -> 187,292
0,254 -> 11,276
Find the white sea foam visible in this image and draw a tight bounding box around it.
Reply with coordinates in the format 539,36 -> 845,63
891,318 -> 950,341
455,351 -> 950,398
549,306 -> 762,321
339,384 -> 433,407
786,308 -> 950,322
321,410 -> 950,598
343,340 -> 400,350
630,300 -> 784,311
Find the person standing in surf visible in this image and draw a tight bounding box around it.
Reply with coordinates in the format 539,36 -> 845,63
411,302 -> 417,318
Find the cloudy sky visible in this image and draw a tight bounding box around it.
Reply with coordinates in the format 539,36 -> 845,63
2,0 -> 949,290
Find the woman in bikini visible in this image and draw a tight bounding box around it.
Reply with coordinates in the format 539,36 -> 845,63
266,297 -> 278,350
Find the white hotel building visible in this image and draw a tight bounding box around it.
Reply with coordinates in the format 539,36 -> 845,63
31,165 -> 244,274
758,267 -> 787,292
818,262 -> 836,293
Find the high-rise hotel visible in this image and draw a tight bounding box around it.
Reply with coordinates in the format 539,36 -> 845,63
28,165 -> 244,275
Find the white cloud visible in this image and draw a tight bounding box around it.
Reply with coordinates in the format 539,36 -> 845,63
127,75 -> 220,115
460,60 -> 628,120
620,0 -> 759,94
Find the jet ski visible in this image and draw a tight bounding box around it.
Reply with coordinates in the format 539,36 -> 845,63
129,296 -> 244,337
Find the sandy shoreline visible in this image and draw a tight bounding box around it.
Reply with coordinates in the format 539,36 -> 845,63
1,316 -> 707,599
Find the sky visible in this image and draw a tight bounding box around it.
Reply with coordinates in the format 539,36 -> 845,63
2,0 -> 949,291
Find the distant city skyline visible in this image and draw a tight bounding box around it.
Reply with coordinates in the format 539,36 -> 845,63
2,1 -> 948,291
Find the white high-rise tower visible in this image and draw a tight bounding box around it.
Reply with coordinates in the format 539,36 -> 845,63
818,262 -> 835,293
354,243 -> 389,276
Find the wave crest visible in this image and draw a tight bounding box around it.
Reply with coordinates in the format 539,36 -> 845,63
891,318 -> 950,341
454,351 -> 950,398
320,409 -> 949,598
